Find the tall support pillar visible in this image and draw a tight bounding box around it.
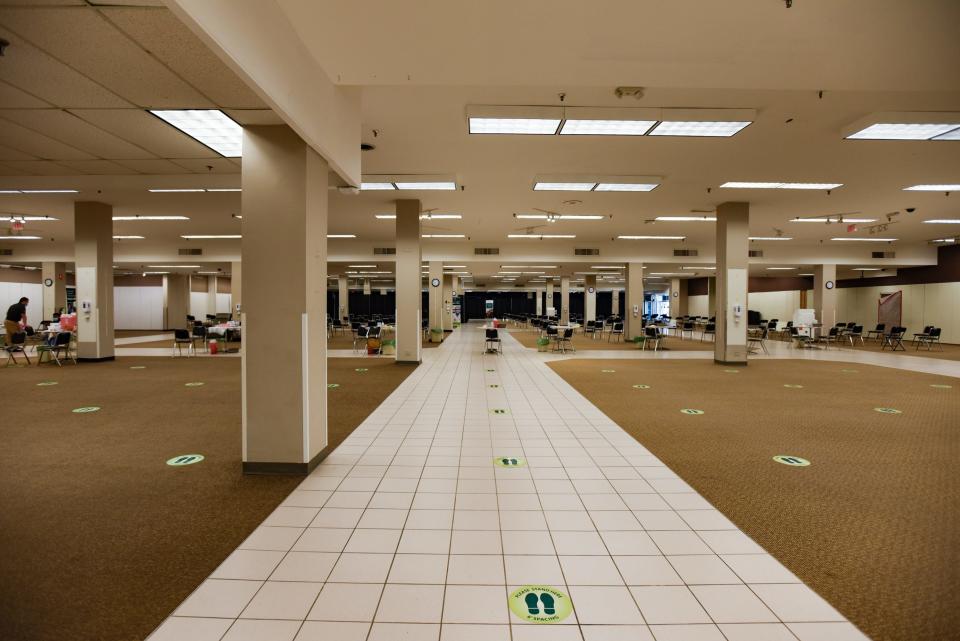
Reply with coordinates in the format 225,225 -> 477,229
625,263 -> 644,339
535,288 -> 543,315
428,261 -> 443,331
207,275 -> 218,318
611,288 -> 620,318
231,261 -> 242,320
74,201 -> 114,361
163,274 -> 190,329
715,202 -> 750,365
395,199 -> 422,362
560,276 -> 570,325
41,261 -> 66,320
241,125 -> 328,474
442,273 -> 454,329
338,276 -> 349,321
670,278 -> 688,317
545,281 -> 555,316
707,277 -> 717,317
813,264 -> 837,328
584,274 -> 597,322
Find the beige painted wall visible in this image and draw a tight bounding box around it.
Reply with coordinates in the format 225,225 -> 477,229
837,282 -> 960,343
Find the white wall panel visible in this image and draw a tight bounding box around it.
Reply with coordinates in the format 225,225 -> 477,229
748,290 -> 801,327
190,292 -> 208,319
113,286 -> 163,329
688,294 -> 709,317
215,293 -> 231,314
0,282 -> 43,325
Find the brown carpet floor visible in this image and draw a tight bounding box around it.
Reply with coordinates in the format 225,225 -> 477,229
548,358 -> 959,641
0,357 -> 415,641
508,329 -> 714,352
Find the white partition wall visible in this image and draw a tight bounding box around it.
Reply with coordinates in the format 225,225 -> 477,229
216,293 -> 232,315
114,286 -> 163,330
189,292 -> 209,319
0,282 -> 43,324
747,290 -> 803,325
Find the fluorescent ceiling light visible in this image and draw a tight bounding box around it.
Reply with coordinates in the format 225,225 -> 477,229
533,182 -> 595,191
180,234 -> 241,239
113,215 -> 190,221
0,235 -> 42,240
0,190 -> 19,194
766,267 -> 797,270
507,234 -> 576,239
798,273 -> 814,276
501,265 -> 558,269
113,235 -> 144,239
444,265 -> 466,268
830,237 -> 897,242
148,265 -> 201,268
720,182 -> 842,190
594,183 -> 658,192
590,266 -> 622,269
327,234 -> 357,238
348,264 -> 378,268
682,266 -> 715,270
20,189 -> 79,194
197,272 -> 224,275
515,214 -> 604,220
149,109 -> 242,157
0,216 -> 58,221
790,217 -> 875,223
650,121 -> 751,137
904,184 -> 960,191
374,214 -> 396,219
649,272 -> 684,276
934,129 -> 960,141
205,188 -> 241,192
142,271 -> 169,275
421,213 -> 462,219
749,236 -> 793,241
655,216 -> 716,221
395,182 -> 456,190
361,183 -> 396,191
922,219 -> 960,223
932,238 -> 956,243
469,117 -> 561,134
148,188 -> 206,193
617,235 -> 686,240
846,123 -> 960,140
560,119 -> 656,136
421,234 -> 465,238
853,267 -> 883,271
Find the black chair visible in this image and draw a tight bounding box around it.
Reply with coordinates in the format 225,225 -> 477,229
367,326 -> 383,354
916,327 -> 942,351
353,326 -> 370,352
608,322 -> 624,342
485,328 -> 502,354
912,325 -> 934,346
643,326 -> 663,351
582,320 -> 597,338
172,328 -> 193,356
865,323 -> 886,342
701,322 -> 715,342
36,331 -> 76,366
192,325 -> 209,352
3,332 -> 31,366
747,327 -> 769,354
679,321 -> 695,340
555,327 -> 575,353
881,326 -> 906,351
847,325 -> 864,346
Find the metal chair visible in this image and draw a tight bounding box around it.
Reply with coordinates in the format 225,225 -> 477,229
847,325 -> 864,346
747,327 -> 769,354
864,323 -> 886,342
191,325 -> 209,352
679,321 -> 695,340
36,331 -> 75,366
701,322 -> 716,342
172,329 -> 194,357
3,332 -> 31,366
353,326 -> 370,353
916,327 -> 942,351
555,327 -> 575,353
484,328 -> 503,354
881,326 -> 906,351
912,325 -> 934,346
643,326 -> 663,351
608,322 -> 624,342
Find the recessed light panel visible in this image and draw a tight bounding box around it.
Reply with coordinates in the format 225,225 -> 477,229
749,237 -> 793,241
469,117 -> 561,134
1,235 -> 43,240
904,184 -> 960,191
113,235 -> 144,239
507,234 -> 576,239
650,121 -> 751,137
327,234 -> 357,238
790,218 -> 875,223
720,182 -> 782,189
830,237 -> 897,242
533,182 -> 596,191
655,216 -> 716,221
617,235 -> 686,240
421,234 -> 465,238
150,109 -> 242,157
180,235 -> 241,239
721,182 -> 842,190
395,182 -> 457,190
113,216 -> 190,221
922,219 -> 960,224
559,119 -> 656,136
361,183 -> 396,191
594,183 -> 658,192
0,216 -> 58,221
846,123 -> 960,140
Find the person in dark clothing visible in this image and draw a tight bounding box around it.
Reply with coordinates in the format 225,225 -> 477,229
4,297 -> 28,345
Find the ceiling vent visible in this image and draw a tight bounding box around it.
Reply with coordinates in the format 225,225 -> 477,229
673,248 -> 698,257
749,249 -> 764,258
871,251 -> 895,259
373,247 -> 396,255
575,248 -> 600,256
178,248 -> 202,256
474,247 -> 500,255
0,249 -> 12,256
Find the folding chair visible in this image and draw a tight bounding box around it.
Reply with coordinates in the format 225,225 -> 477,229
3,332 -> 31,366
484,328 -> 502,354
701,322 -> 715,342
555,327 -> 575,353
172,328 -> 194,357
819,326 -> 841,348
912,325 -> 934,346
847,325 -> 864,346
608,322 -> 624,342
642,326 -> 662,351
191,325 -> 209,353
865,323 -> 886,342
747,327 -> 769,354
679,321 -> 695,340
367,326 -> 383,355
36,331 -> 75,366
353,326 -> 370,353
881,326 -> 906,351
916,327 -> 942,351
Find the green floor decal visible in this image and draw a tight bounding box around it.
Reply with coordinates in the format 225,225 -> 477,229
489,384 -> 500,388
773,455 -> 811,467
184,382 -> 205,387
328,383 -> 340,389
166,454 -> 204,466
723,369 -> 740,373
509,585 -> 573,624
36,381 -> 58,386
930,384 -> 952,389
490,408 -> 509,415
72,406 -> 100,414
129,366 -> 146,370
355,368 -> 368,373
874,407 -> 902,414
601,369 -> 616,373
680,408 -> 705,415
494,456 -> 527,468
632,384 -> 651,389
783,384 -> 804,389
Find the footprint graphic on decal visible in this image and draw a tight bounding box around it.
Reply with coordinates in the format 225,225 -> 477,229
524,592 -> 540,615
539,592 -> 556,615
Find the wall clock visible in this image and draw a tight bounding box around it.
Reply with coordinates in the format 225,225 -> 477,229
587,287 -> 595,294
44,278 -> 54,287
431,278 -> 441,287
825,280 -> 834,290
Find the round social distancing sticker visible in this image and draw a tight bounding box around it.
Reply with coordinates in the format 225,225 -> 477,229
184,382 -> 205,387
930,384 -> 952,389
355,368 -> 368,373
840,369 -> 858,374
494,457 -> 527,468
36,381 -> 58,387
773,455 -> 810,467
783,384 -> 804,389
509,585 -> 573,624
489,384 -> 500,388
72,406 -> 100,414
680,409 -> 705,415
632,384 -> 651,389
130,365 -> 146,370
486,368 -> 496,372
490,408 -> 509,415
723,369 -> 740,374
166,454 -> 204,466
874,407 -> 902,414
328,383 -> 340,389
601,369 -> 616,373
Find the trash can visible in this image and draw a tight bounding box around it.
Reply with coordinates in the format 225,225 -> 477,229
430,328 -> 444,343
367,337 -> 382,354
381,339 -> 396,355
537,337 -> 550,352
208,339 -> 218,354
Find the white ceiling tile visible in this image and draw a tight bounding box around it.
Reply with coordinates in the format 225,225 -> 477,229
0,144 -> 37,161
0,109 -> 159,159
67,109 -> 219,158
0,6 -> 213,108
169,158 -> 241,174
0,161 -> 29,176
0,32 -> 131,108
112,158 -> 190,174
102,7 -> 267,109
0,117 -> 94,159
0,80 -> 52,108
0,1 -> 84,6
55,159 -> 139,174
224,109 -> 284,126
0,160 -> 76,175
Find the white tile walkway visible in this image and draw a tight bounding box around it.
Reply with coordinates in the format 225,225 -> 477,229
148,323 -> 875,641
